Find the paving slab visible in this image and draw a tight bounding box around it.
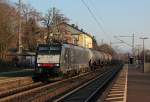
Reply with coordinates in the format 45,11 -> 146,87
127,65 -> 150,102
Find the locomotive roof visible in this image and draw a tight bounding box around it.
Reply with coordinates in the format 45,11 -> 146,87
38,43 -> 62,46
37,43 -> 111,56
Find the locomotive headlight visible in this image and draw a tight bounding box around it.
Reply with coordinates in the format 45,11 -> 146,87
38,64 -> 41,67
55,64 -> 59,66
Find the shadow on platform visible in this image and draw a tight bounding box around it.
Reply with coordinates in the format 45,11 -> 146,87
127,64 -> 150,102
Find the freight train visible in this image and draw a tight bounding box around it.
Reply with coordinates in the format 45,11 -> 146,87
34,43 -> 112,80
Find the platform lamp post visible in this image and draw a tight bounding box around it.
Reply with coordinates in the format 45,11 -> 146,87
140,37 -> 148,73
135,44 -> 142,65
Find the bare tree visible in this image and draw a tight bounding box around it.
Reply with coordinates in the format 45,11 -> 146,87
43,7 -> 69,43
0,1 -> 18,59
97,44 -> 116,55
20,3 -> 42,51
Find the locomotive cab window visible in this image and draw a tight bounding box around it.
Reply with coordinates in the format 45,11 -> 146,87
37,45 -> 61,55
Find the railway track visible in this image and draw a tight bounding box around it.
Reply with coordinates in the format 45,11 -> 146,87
0,82 -> 43,98
0,66 -> 111,102
53,65 -> 122,102
0,69 -> 34,92
0,65 -> 122,102
0,77 -> 63,99
102,64 -> 128,102
0,77 -> 34,92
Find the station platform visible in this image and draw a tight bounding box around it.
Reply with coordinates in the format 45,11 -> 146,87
0,69 -> 33,76
127,64 -> 150,102
0,68 -> 34,79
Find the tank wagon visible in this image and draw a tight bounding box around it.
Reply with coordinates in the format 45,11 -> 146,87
34,43 -> 112,79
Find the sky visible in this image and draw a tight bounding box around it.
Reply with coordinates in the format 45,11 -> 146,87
10,0 -> 150,52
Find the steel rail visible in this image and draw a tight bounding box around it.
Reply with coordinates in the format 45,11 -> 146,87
54,65 -> 122,102
25,70 -> 103,102
0,82 -> 43,98
0,77 -> 33,92
0,70 -> 95,102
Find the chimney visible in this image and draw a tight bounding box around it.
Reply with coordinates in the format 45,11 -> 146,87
72,24 -> 75,27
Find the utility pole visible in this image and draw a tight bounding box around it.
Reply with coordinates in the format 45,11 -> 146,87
18,0 -> 22,54
52,7 -> 59,43
132,34 -> 134,58
110,41 -> 112,46
140,37 -> 148,73
101,39 -> 103,44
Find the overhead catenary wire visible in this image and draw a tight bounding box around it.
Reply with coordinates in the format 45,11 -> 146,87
88,0 -> 114,36
80,0 -> 110,39
87,0 -> 104,25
